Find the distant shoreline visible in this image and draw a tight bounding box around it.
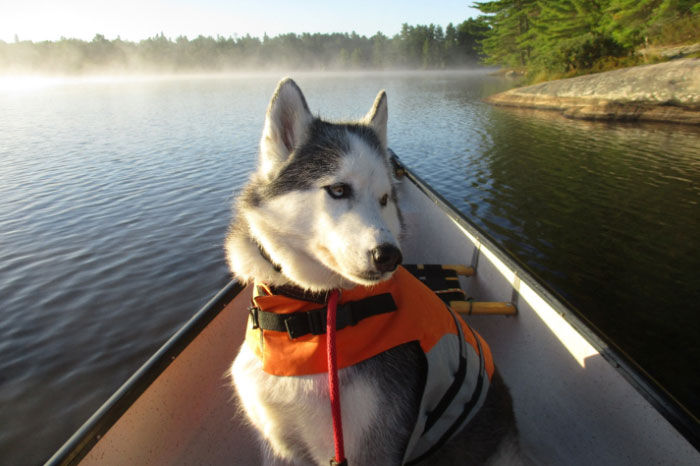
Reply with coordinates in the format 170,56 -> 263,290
0,24 -> 489,76
485,59 -> 700,125
0,67 -> 495,78
0,69 -> 496,92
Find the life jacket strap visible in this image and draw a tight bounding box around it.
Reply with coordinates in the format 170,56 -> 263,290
403,264 -> 467,305
250,293 -> 398,339
403,264 -> 464,295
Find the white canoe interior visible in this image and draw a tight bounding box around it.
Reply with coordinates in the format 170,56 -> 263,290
49,166 -> 699,466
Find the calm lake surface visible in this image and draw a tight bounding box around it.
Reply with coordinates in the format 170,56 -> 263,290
1,71 -> 698,464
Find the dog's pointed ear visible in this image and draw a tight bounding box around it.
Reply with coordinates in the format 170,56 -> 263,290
364,90 -> 388,150
258,78 -> 313,180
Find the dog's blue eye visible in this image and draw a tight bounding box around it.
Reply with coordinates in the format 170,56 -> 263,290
325,183 -> 351,199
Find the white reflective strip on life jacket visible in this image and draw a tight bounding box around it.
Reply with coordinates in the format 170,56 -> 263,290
403,308 -> 489,464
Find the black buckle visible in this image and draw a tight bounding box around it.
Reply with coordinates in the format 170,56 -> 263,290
248,306 -> 260,329
284,308 -> 325,339
254,292 -> 395,340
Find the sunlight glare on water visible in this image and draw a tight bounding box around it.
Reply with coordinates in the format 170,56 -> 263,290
0,75 -> 71,92
0,74 -> 253,93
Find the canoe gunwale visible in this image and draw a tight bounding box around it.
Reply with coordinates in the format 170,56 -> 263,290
44,280 -> 246,466
393,156 -> 700,452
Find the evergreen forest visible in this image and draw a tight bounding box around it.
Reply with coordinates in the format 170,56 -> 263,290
476,0 -> 700,79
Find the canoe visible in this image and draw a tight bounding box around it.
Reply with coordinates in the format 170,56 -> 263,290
46,155 -> 699,466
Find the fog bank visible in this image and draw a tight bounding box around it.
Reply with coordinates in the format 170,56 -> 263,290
0,23 -> 487,76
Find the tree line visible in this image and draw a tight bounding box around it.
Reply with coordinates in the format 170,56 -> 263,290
0,20 -> 488,74
475,0 -> 700,79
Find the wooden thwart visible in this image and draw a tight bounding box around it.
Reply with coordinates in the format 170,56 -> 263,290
450,301 -> 517,316
415,263 -> 475,277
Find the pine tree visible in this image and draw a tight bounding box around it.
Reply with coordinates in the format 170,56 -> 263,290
533,0 -> 618,72
537,0 -> 604,41
475,0 -> 540,67
605,0 -> 699,47
445,23 -> 457,65
455,18 -> 490,65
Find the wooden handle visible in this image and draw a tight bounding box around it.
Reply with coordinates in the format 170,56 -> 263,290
441,265 -> 475,277
450,301 -> 517,315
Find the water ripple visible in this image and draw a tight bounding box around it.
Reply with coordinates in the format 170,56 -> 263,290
1,72 -> 699,464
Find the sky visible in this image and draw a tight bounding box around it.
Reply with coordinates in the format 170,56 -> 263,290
1,0 -> 481,43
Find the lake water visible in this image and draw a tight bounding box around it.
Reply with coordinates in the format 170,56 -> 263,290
1,71 -> 698,464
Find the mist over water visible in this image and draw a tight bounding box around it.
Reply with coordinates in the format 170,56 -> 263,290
0,71 -> 698,464
0,25 -> 486,76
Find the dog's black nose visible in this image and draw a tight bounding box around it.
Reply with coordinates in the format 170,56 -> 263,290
371,244 -> 403,273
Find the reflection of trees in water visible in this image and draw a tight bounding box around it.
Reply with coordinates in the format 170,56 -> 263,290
475,107 -> 700,416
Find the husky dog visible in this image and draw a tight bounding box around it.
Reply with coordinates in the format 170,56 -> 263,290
227,78 -> 523,466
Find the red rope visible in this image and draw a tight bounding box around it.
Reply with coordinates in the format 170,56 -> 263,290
326,289 -> 347,465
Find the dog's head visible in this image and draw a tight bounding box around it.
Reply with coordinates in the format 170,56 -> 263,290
226,78 -> 403,292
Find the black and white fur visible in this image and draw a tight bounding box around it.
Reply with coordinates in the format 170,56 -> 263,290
227,78 -> 524,466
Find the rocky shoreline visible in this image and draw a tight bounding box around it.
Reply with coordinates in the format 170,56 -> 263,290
485,58 -> 700,125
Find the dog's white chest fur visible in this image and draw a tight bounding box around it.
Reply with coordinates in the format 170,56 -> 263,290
232,344 -> 379,465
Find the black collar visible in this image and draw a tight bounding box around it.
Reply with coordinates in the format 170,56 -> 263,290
263,284 -> 330,304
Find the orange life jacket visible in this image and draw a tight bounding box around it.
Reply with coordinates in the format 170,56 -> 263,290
246,266 -> 494,378
245,266 -> 495,463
